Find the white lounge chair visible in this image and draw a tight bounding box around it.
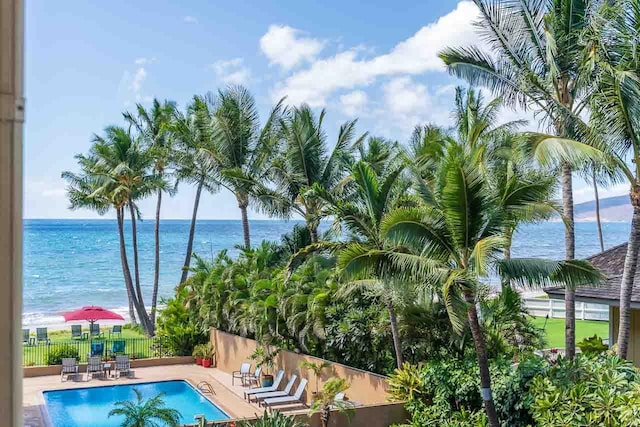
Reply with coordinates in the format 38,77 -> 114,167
244,370 -> 284,400
245,366 -> 262,388
86,356 -> 103,381
60,358 -> 79,382
255,375 -> 298,405
232,362 -> 251,386
115,355 -> 131,378
263,379 -> 308,409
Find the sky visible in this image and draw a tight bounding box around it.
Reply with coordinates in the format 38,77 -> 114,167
24,0 -> 630,220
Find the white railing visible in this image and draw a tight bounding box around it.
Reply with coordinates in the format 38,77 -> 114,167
523,298 -> 609,321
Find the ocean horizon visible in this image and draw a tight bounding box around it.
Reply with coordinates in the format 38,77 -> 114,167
23,218 -> 632,328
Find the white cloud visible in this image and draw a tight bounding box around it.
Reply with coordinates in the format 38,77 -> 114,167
260,25 -> 325,70
270,1 -> 479,107
183,16 -> 198,24
134,57 -> 156,65
211,58 -> 251,85
340,90 -> 368,117
129,67 -> 147,94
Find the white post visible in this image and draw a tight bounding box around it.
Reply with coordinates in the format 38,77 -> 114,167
581,303 -> 586,321
549,299 -> 554,318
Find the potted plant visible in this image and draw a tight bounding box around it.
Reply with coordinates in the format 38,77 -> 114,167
250,344 -> 280,387
192,344 -> 206,365
299,360 -> 332,396
201,343 -> 215,368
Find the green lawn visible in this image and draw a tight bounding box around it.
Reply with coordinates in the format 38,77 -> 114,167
531,317 -> 609,348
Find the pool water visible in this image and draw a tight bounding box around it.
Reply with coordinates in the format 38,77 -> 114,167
43,380 -> 229,427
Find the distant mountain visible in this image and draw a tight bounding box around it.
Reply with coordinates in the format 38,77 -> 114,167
574,195 -> 630,222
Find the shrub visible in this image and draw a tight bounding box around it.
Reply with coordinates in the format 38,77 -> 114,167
237,410 -> 305,427
46,345 -> 79,365
528,353 -> 640,426
576,334 -> 608,355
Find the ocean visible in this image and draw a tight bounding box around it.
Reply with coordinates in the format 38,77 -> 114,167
23,219 -> 632,327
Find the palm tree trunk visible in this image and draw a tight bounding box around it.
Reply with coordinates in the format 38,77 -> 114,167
593,170 -> 605,252
180,179 -> 204,284
501,226 -> 514,290
150,189 -> 162,332
117,208 -> 138,326
128,201 -> 152,334
239,197 -> 251,249
562,162 -> 576,360
617,190 -> 640,359
321,406 -> 330,427
386,300 -> 403,369
465,291 -> 499,427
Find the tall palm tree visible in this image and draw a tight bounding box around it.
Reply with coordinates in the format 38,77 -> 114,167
380,147 -> 604,427
172,98 -> 219,284
270,105 -> 365,242
439,0 -> 597,358
202,86 -> 285,249
124,99 -> 176,330
108,389 -> 180,427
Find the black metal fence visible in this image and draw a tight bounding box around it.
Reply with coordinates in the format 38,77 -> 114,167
23,337 -> 172,367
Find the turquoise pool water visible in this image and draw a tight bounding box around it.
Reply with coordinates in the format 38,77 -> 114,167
43,380 -> 229,427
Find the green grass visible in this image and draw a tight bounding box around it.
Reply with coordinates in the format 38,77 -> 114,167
23,327 -> 154,366
531,317 -> 609,349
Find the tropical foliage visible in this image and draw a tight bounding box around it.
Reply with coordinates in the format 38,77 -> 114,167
108,389 -> 181,427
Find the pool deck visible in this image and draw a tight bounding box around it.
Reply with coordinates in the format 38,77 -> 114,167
23,364 -> 290,426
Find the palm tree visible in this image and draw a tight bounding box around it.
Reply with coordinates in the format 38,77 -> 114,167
270,105 -> 365,242
124,99 -> 176,330
381,146 -> 604,427
172,97 -> 219,284
439,0 -> 597,358
108,389 -> 180,427
202,86 -> 285,249
309,378 -> 352,427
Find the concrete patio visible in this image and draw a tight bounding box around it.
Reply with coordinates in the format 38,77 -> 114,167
23,364 -> 281,426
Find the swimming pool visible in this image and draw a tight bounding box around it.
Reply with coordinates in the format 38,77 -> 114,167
43,380 -> 230,427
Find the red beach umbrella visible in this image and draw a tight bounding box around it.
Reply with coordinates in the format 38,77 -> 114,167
63,306 -> 124,327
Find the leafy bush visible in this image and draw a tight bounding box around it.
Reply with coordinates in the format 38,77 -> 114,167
156,287 -> 208,356
529,353 -> 640,426
389,356 -> 544,427
46,345 -> 79,365
237,410 -> 306,427
577,334 -> 608,355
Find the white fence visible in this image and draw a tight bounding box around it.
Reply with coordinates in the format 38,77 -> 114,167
524,298 -> 609,321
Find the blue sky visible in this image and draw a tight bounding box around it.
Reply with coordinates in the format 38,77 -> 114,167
24,0 -> 623,219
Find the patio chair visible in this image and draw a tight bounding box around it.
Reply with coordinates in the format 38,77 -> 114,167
60,358 -> 79,382
244,370 -> 285,400
90,341 -> 104,358
70,325 -> 84,340
86,356 -> 103,381
36,327 -> 49,344
22,329 -> 33,346
109,325 -> 122,338
109,339 -> 126,358
254,375 -> 298,404
232,362 -> 251,386
262,379 -> 308,409
90,323 -> 104,338
244,366 -> 262,388
115,355 -> 131,379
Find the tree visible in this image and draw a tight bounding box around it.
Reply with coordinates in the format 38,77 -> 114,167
381,146 -> 604,427
171,97 -> 220,284
108,389 -> 180,427
440,0 -> 597,359
309,377 -> 352,427
270,105 -> 365,242
124,99 -> 176,331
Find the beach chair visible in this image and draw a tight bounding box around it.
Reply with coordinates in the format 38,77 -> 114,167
36,327 -> 49,344
70,325 -> 84,340
262,379 -> 308,409
90,341 -> 104,358
90,323 -> 104,339
109,325 -> 122,338
245,366 -> 262,388
232,362 -> 251,386
115,355 -> 131,379
109,339 -> 126,358
22,329 -> 33,346
60,358 -> 79,382
86,356 -> 103,381
244,370 -> 285,400
254,375 -> 298,404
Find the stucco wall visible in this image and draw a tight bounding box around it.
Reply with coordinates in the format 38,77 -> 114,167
210,328 -> 391,406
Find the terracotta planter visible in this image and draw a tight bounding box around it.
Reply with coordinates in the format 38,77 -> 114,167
202,358 -> 212,368
195,357 -> 203,365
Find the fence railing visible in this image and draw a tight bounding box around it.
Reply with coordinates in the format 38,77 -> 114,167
23,337 -> 172,367
524,298 -> 609,321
